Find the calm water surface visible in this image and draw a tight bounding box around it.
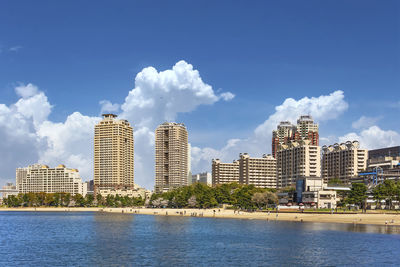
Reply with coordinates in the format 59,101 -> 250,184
0,211 -> 400,266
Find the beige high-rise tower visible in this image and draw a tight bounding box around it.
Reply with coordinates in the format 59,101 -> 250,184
94,114 -> 134,193
155,122 -> 189,193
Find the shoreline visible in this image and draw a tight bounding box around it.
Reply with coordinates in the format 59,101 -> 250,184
1,207 -> 400,226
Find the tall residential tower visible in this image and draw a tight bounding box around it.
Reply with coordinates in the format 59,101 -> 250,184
94,114 -> 134,193
155,122 -> 189,193
272,115 -> 319,159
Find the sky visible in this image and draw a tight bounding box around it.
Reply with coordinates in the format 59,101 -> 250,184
0,0 -> 399,189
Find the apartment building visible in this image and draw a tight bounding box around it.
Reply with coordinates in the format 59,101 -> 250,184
322,141 -> 367,184
16,164 -> 85,195
277,140 -> 321,188
272,115 -> 319,158
212,159 -> 240,185
239,153 -> 277,188
272,121 -> 296,159
155,122 -> 189,193
94,114 -> 134,193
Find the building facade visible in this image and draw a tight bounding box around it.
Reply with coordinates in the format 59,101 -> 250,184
94,114 -> 134,193
212,159 -> 240,185
276,140 -> 321,188
272,115 -> 319,158
155,122 -> 189,193
296,177 -> 341,209
272,121 -> 296,159
239,153 -> 277,188
192,172 -> 212,186
16,164 -> 85,196
322,141 -> 368,184
368,146 -> 400,159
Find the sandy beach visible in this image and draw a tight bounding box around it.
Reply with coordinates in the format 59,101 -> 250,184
1,207 -> 400,226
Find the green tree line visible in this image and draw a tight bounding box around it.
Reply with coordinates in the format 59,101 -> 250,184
150,183 -> 278,210
3,192 -> 145,208
338,181 -> 400,210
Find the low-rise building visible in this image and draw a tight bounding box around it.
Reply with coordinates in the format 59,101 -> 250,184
367,156 -> 400,171
16,164 -> 86,196
192,172 -> 212,186
296,177 -> 345,209
98,184 -> 151,199
0,183 -> 18,202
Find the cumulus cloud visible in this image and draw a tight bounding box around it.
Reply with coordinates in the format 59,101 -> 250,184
0,60 -> 234,189
352,116 -> 382,129
99,100 -> 120,114
119,60 -> 234,187
339,126 -> 400,149
37,112 -> 100,180
190,91 -> 349,175
15,83 -> 39,98
120,60 -> 234,125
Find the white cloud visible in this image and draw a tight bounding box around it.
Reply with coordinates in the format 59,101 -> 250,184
37,112 -> 100,180
15,83 -> 39,98
120,60 -> 233,125
352,116 -> 381,129
9,45 -> 22,52
190,91 -> 349,175
339,126 -> 400,150
119,60 -> 234,187
99,100 -> 120,114
219,92 -> 235,101
0,60 -> 234,189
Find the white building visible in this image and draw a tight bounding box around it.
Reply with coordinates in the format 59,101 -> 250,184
277,140 -> 321,188
192,172 -> 212,186
16,164 -> 86,196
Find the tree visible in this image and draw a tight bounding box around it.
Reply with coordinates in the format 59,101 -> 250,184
85,194 -> 94,207
73,194 -> 85,207
96,194 -> 104,206
328,178 -> 343,186
188,195 -> 197,208
251,193 -> 266,209
347,183 -> 367,210
252,191 -> 278,209
373,180 -> 398,210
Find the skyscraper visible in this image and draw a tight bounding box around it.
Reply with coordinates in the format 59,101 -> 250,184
272,115 -> 319,158
277,140 -> 321,188
293,115 -> 319,146
94,114 -> 134,193
272,121 -> 296,158
155,122 -> 189,193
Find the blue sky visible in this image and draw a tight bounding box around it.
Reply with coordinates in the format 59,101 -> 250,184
0,0 -> 399,189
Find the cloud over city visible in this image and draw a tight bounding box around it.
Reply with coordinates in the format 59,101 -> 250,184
0,61 -> 235,189
0,62 -> 399,190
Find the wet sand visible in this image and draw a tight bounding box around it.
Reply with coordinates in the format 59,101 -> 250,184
1,207 -> 400,226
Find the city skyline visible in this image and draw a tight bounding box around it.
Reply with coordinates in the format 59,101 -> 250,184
0,1 -> 399,190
